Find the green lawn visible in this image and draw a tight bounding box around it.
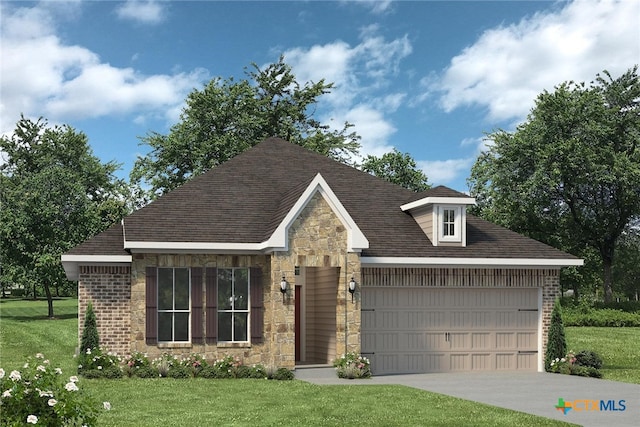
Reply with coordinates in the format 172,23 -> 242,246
565,326 -> 640,384
0,298 -> 585,426
0,298 -> 79,374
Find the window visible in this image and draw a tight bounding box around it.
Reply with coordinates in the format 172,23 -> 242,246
217,268 -> 249,342
439,206 -> 461,242
157,267 -> 190,342
443,209 -> 456,237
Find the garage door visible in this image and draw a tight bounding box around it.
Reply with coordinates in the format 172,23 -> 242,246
361,287 -> 539,374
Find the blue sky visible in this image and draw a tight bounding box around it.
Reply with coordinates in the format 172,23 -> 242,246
1,0 -> 638,192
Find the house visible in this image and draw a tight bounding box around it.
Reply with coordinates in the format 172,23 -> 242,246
62,138 -> 582,374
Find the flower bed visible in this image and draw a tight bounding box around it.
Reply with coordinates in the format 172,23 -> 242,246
333,352 -> 371,379
549,350 -> 603,378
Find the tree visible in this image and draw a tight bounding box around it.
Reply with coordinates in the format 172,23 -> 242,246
131,57 -> 361,199
469,66 -> 640,302
360,148 -> 431,192
613,225 -> 640,300
80,301 -> 100,353
545,300 -> 567,371
0,117 -> 127,317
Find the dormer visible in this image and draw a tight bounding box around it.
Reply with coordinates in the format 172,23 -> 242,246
400,189 -> 476,247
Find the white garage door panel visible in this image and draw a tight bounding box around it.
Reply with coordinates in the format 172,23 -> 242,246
361,287 -> 539,374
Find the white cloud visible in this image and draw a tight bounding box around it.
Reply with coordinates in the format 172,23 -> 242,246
348,0 -> 394,15
0,3 -> 207,133
434,0 -> 639,122
418,158 -> 474,187
283,26 -> 411,158
115,1 -> 166,25
342,105 -> 396,156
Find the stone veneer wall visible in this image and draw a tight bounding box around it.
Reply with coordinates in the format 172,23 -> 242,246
130,254 -> 270,365
271,192 -> 361,368
362,267 -> 561,368
78,266 -> 131,356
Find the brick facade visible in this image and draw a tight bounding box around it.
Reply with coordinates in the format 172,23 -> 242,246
78,266 -> 131,356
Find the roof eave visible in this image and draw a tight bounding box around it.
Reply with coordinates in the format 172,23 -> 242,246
361,256 -> 584,268
61,254 -> 133,281
401,196 -> 476,212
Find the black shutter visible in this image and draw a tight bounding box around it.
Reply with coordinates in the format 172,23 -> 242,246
205,267 -> 217,344
250,267 -> 264,343
145,267 -> 157,345
191,268 -> 203,344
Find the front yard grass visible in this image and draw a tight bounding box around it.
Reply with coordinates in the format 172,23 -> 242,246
86,378 -> 571,427
565,326 -> 640,384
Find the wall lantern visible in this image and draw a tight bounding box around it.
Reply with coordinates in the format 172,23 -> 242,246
348,277 -> 356,303
279,275 -> 288,303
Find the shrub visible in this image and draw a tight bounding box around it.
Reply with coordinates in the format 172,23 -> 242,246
235,365 -> 252,379
0,353 -> 109,426
574,350 -> 603,369
211,355 -> 243,378
572,365 -> 603,378
77,347 -> 122,377
333,352 -> 372,379
562,306 -> 640,327
549,351 -> 603,378
198,366 -> 218,379
272,368 -> 294,381
249,364 -> 267,379
167,365 -> 192,379
79,302 -> 99,354
123,352 -> 151,377
545,300 -> 567,371
179,353 -> 208,377
135,366 -> 160,378
152,354 -> 180,378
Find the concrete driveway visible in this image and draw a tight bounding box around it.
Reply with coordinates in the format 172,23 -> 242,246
295,368 -> 639,427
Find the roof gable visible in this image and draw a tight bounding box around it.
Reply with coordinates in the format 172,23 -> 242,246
268,173 -> 369,252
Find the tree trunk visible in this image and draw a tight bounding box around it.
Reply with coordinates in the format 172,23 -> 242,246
44,282 -> 54,318
601,240 -> 616,303
602,256 -> 614,303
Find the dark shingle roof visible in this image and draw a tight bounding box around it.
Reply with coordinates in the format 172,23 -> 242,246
66,138 -> 577,261
66,222 -> 129,256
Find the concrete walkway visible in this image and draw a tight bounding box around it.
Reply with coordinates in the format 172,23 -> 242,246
295,367 -> 640,427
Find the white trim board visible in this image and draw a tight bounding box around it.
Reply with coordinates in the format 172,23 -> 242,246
361,256 -> 583,268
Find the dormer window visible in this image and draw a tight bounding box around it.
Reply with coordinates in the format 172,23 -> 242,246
438,206 -> 461,243
400,190 -> 475,248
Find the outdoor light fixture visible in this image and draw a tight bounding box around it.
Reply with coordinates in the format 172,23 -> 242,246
348,277 -> 356,303
280,275 -> 288,303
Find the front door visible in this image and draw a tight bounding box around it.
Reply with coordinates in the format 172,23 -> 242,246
295,267 -> 339,364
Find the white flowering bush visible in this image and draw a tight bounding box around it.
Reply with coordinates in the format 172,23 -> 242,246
333,352 -> 371,379
0,353 -> 110,426
77,347 -> 123,379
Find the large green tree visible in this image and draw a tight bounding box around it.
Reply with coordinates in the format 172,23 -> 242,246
0,117 -> 127,317
613,225 -> 640,301
131,57 -> 361,199
360,148 -> 431,192
469,66 -> 640,302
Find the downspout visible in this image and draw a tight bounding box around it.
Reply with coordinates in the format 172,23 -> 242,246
121,218 -> 126,248
344,248 -> 348,355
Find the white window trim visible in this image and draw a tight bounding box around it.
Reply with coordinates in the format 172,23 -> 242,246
217,267 -> 251,343
436,205 -> 462,244
157,267 -> 191,344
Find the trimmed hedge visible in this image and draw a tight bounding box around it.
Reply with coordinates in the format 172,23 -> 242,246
562,307 -> 640,327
